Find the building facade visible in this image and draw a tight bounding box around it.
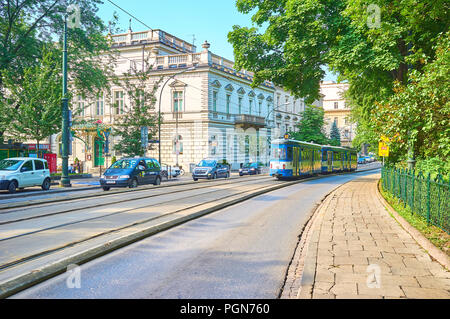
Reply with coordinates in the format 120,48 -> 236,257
46,29 -> 310,173
319,81 -> 354,147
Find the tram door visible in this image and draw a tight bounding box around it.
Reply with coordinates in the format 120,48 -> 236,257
327,151 -> 333,172
293,147 -> 300,176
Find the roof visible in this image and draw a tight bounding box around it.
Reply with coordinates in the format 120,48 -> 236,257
271,139 -> 322,149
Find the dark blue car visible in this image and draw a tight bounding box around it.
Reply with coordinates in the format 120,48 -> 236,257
99,157 -> 162,191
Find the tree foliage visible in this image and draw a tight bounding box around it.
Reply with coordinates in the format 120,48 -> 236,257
329,121 -> 341,146
3,49 -> 62,147
229,0 -> 449,164
113,60 -> 161,157
290,105 -> 328,144
0,0 -> 118,138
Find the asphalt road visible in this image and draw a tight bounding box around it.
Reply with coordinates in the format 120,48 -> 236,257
11,169 -> 380,299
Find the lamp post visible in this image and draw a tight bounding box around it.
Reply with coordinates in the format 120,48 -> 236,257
158,66 -> 196,165
60,6 -> 80,187
60,17 -> 71,187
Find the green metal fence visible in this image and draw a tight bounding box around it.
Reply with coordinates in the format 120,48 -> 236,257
381,166 -> 450,234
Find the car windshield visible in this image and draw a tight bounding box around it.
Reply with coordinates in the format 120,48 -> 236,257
110,159 -> 138,169
197,160 -> 216,167
0,159 -> 23,171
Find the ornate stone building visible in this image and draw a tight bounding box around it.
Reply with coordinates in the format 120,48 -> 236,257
320,81 -> 354,147
48,29 -> 310,173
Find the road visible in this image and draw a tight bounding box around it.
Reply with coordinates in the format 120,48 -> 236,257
9,168 -> 380,299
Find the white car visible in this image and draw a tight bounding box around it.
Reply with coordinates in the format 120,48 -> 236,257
0,157 -> 51,193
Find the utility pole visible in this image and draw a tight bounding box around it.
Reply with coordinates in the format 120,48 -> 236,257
60,5 -> 80,187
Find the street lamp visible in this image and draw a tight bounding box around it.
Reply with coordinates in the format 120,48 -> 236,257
60,7 -> 80,187
158,66 -> 196,165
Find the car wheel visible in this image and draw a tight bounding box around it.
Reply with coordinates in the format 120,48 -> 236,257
41,178 -> 51,191
153,176 -> 161,186
8,181 -> 17,194
129,178 -> 138,188
103,187 -> 111,191
193,178 -> 198,181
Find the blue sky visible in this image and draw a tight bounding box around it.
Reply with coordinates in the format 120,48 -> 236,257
97,0 -> 337,81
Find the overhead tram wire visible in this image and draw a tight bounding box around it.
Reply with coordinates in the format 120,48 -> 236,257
106,0 -> 153,31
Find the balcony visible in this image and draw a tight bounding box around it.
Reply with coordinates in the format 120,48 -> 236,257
234,114 -> 266,128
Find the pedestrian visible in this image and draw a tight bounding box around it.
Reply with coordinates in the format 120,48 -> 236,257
68,163 -> 74,174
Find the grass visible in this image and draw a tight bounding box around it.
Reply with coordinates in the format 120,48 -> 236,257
379,183 -> 450,257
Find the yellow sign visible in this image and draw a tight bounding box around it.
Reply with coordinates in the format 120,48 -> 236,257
379,141 -> 389,157
381,135 -> 390,142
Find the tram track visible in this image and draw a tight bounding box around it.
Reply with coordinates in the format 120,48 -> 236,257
0,176 -> 275,237
0,175 -> 265,211
0,175 -> 270,219
0,177 -> 284,272
0,165 -> 381,298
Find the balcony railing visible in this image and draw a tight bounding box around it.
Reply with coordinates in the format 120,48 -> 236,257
234,114 -> 266,127
111,29 -> 195,52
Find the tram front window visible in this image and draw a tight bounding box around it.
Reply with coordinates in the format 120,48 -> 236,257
271,146 -> 293,161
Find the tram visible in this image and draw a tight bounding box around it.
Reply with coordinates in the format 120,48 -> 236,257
270,137 -> 358,180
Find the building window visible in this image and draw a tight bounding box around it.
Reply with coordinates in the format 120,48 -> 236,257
238,96 -> 242,114
334,117 -> 338,125
173,91 -> 184,112
114,91 -> 124,115
226,94 -> 231,114
258,100 -> 262,116
249,99 -> 253,114
345,117 -> 349,125
96,92 -> 104,116
212,91 -> 218,112
334,102 -> 339,109
285,96 -> 289,111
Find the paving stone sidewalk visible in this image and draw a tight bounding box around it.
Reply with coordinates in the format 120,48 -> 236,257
283,173 -> 450,299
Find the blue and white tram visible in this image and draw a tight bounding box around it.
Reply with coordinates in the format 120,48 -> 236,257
270,139 -> 322,179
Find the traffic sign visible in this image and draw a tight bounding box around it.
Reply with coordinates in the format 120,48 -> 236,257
379,141 -> 389,157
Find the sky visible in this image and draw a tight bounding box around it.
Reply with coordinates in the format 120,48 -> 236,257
97,0 -> 337,82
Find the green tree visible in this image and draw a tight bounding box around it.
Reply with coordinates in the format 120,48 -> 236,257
3,49 -> 62,149
0,0 -> 118,137
290,105 -> 328,144
329,121 -> 341,146
228,0 -> 449,164
113,59 -> 161,157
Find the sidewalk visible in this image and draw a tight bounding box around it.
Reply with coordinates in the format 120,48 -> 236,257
283,173 -> 450,299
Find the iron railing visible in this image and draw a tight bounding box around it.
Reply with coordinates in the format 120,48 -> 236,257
381,166 -> 450,234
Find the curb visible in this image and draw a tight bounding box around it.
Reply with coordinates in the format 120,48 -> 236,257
0,175 -> 322,299
375,180 -> 450,271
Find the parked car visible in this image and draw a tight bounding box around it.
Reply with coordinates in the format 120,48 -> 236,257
99,157 -> 162,191
239,162 -> 263,176
160,164 -> 184,178
192,159 -> 230,181
0,157 -> 51,193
